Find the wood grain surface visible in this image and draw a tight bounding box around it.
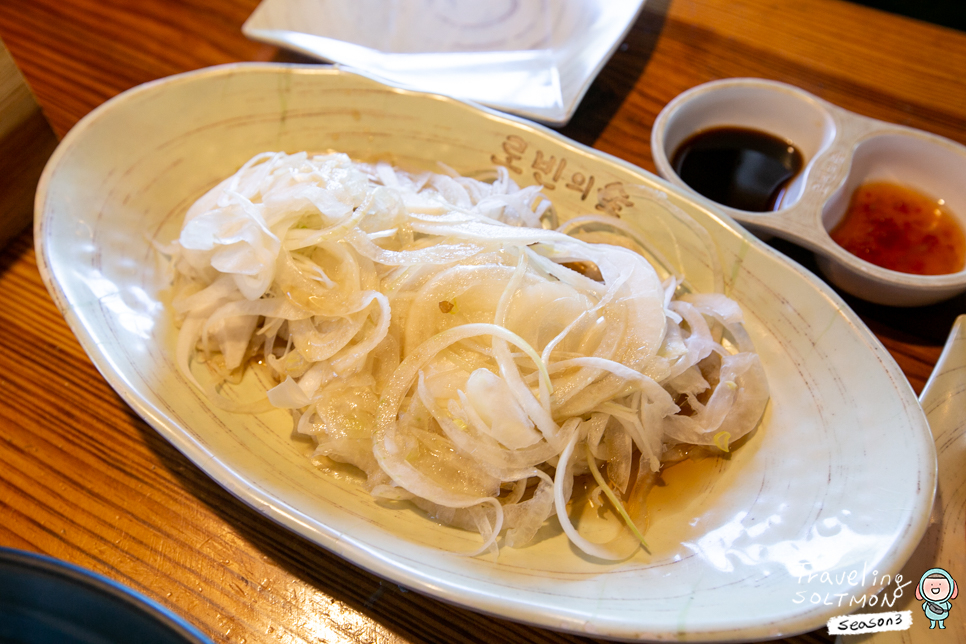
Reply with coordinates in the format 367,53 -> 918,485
0,0 -> 963,642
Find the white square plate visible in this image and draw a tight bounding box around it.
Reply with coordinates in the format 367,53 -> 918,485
242,0 -> 645,125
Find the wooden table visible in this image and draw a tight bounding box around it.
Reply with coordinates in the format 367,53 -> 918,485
0,1 -> 963,642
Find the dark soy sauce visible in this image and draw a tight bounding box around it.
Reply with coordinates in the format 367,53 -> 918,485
671,127 -> 804,212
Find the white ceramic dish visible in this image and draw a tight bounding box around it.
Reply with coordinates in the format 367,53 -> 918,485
849,315 -> 966,644
242,0 -> 645,125
651,78 -> 966,307
36,64 -> 935,642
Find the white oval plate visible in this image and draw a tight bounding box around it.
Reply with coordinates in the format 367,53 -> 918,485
854,315 -> 966,644
36,64 -> 935,642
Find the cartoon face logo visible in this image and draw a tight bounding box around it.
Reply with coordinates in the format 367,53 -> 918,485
916,568 -> 958,630
924,577 -> 953,600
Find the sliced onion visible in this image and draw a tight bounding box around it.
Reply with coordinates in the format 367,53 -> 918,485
168,151 -> 769,559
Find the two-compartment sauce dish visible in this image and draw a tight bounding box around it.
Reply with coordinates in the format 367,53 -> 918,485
652,78 -> 966,306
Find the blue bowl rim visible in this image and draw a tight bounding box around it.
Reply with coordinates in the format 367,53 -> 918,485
0,546 -> 213,643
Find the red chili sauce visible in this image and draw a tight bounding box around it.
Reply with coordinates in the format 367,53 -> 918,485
829,181 -> 966,275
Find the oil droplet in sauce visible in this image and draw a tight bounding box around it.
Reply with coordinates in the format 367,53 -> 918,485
671,126 -> 804,212
829,181 -> 966,275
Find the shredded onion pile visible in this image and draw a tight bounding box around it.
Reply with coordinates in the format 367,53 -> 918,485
167,151 -> 768,560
